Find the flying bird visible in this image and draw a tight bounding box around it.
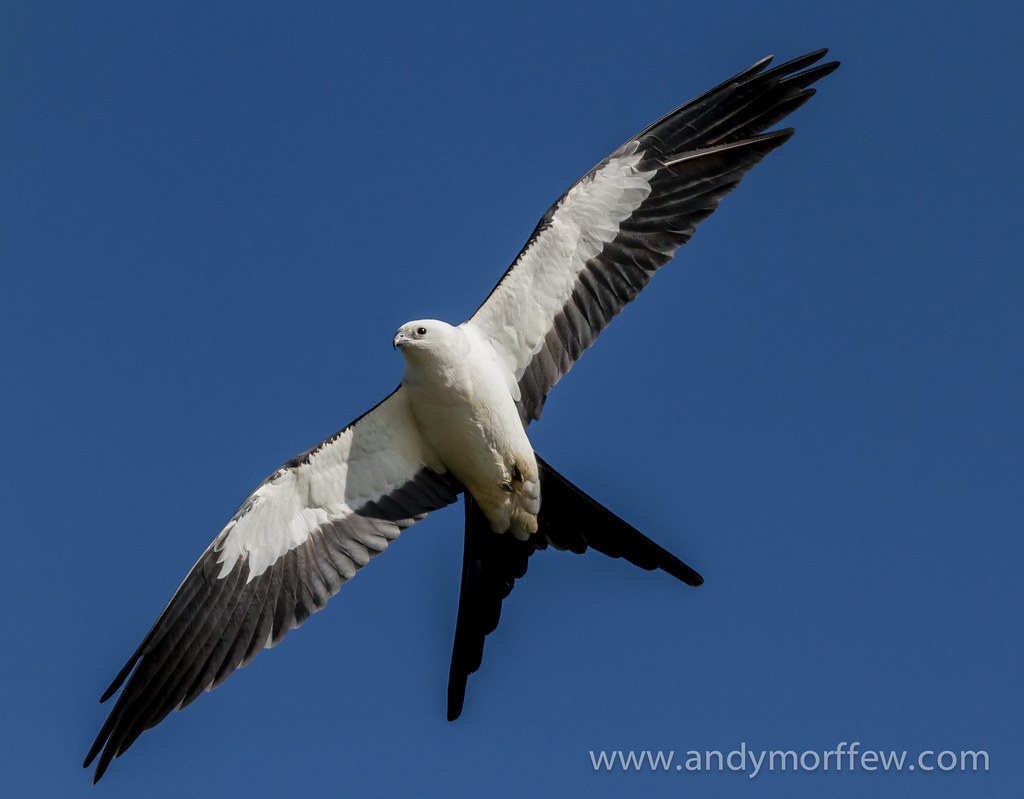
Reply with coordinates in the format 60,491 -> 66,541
86,49 -> 838,782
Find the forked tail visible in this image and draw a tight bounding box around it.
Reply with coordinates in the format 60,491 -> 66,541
447,452 -> 702,720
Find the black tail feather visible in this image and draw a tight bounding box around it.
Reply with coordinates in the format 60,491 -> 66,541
447,494 -> 534,721
446,452 -> 702,720
534,453 -> 703,586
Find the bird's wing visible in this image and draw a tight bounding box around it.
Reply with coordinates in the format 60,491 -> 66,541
447,454 -> 703,720
85,387 -> 459,782
465,50 -> 838,424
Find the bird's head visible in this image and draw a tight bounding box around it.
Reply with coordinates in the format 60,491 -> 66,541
393,319 -> 469,376
393,319 -> 438,351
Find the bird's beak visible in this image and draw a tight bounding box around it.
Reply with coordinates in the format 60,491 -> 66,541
393,332 -> 406,350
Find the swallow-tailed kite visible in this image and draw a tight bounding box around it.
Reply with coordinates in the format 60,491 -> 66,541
86,49 -> 837,781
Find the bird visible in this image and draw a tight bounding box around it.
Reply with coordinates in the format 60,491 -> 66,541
85,48 -> 838,782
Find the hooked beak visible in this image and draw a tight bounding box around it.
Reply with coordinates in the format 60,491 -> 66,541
393,332 -> 407,350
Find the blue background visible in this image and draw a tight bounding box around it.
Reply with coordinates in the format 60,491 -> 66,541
3,1 -> 1021,796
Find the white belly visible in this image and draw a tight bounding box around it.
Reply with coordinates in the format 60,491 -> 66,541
402,327 -> 540,539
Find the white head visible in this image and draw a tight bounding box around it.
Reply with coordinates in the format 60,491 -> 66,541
393,319 -> 468,381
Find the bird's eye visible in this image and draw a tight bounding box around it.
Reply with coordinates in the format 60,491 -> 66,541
416,327 -> 427,336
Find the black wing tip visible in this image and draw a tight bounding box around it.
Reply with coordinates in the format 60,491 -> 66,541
749,53 -> 776,72
745,126 -> 797,147
809,58 -> 841,79
83,748 -> 110,784
98,683 -> 119,704
771,47 -> 831,71
98,645 -> 143,704
767,49 -> 840,89
712,47 -> 837,98
83,721 -> 108,771
84,718 -> 117,781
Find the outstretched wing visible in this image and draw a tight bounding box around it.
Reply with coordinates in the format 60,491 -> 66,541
85,388 -> 459,782
465,50 -> 838,424
447,454 -> 703,720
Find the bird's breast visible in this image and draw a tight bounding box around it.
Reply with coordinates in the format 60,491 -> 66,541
404,342 -> 538,536
406,350 -> 524,469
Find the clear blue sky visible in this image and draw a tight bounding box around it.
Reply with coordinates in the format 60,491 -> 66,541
3,2 -> 1021,797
